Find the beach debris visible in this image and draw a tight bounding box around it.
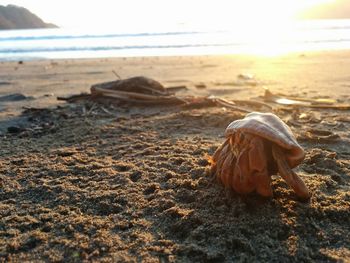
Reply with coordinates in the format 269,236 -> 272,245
180,96 -> 254,113
237,73 -> 254,81
230,99 -> 273,111
87,76 -> 259,112
57,92 -> 91,102
214,79 -> 257,87
264,89 -> 350,110
195,83 -> 206,89
112,70 -> 122,79
206,88 -> 243,96
59,76 -> 274,113
236,73 -> 258,86
209,97 -> 251,113
42,93 -> 55,98
285,111 -> 322,127
90,76 -> 186,105
296,112 -> 321,123
0,81 -> 12,86
0,93 -> 34,102
210,112 -> 310,200
183,97 -> 273,114
211,74 -> 259,87
298,129 -> 340,143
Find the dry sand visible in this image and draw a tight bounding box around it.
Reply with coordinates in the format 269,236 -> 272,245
0,51 -> 349,262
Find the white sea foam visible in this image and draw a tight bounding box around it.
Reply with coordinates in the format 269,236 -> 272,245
0,19 -> 350,60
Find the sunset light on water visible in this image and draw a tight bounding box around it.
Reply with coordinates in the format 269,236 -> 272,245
0,0 -> 344,58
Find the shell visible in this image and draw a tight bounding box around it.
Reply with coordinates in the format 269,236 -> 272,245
225,112 -> 305,168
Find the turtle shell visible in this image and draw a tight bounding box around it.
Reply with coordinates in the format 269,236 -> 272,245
225,112 -> 305,168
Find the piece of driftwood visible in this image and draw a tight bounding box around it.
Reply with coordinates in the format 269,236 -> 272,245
264,89 -> 350,110
231,99 -> 273,110
57,93 -> 91,102
58,76 -> 272,112
91,86 -> 187,105
93,77 -> 270,112
91,88 -> 253,112
180,96 -> 251,113
211,97 -> 251,113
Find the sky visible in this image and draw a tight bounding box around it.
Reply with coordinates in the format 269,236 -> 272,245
0,0 -> 340,29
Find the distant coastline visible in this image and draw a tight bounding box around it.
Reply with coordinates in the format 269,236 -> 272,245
0,5 -> 57,30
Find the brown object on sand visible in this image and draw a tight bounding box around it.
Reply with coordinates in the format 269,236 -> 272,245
91,76 -> 168,95
89,76 -> 260,112
90,76 -> 187,105
57,92 -> 91,102
211,112 -> 310,200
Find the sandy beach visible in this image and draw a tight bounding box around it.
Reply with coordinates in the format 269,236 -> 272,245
0,51 -> 349,261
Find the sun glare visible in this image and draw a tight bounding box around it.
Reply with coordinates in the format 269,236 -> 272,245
1,0 -> 338,56
202,0 -> 337,56
1,0 -> 336,29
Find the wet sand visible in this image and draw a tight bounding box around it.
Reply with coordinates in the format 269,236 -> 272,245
0,51 -> 349,262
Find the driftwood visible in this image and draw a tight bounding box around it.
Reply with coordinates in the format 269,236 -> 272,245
61,76 -> 350,114
57,93 -> 91,102
230,99 -> 273,110
65,76 -> 350,113
179,96 -> 251,113
209,97 -> 251,113
58,76 -> 277,113
264,89 -> 350,110
91,76 -> 276,112
91,86 -> 187,105
90,76 -> 190,105
88,76 -> 251,112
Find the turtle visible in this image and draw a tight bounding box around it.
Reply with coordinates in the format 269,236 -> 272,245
211,112 -> 310,199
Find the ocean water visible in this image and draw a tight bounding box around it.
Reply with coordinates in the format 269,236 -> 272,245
1,19 -> 350,61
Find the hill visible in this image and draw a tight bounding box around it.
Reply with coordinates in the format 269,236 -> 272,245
0,5 -> 57,30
